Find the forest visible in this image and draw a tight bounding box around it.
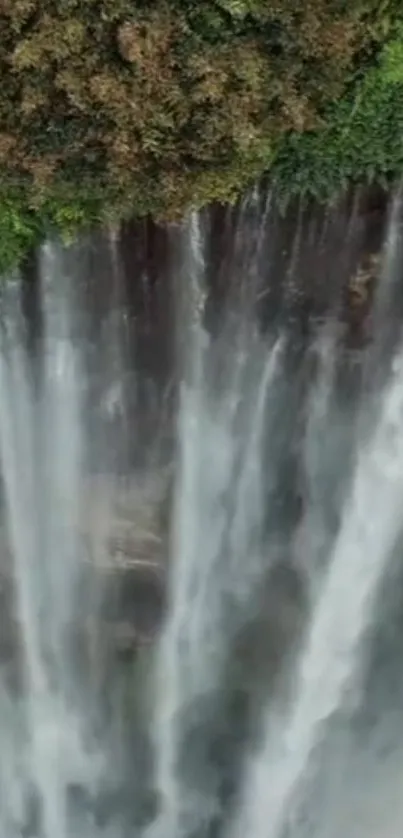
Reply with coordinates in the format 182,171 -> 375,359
0,0 -> 402,271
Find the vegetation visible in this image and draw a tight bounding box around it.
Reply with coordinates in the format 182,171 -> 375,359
271,23 -> 403,205
0,1 -> 402,270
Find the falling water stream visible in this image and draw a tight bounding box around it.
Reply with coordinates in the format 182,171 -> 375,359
0,187 -> 402,838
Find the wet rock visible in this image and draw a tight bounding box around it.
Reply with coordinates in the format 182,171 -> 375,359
81,469 -> 171,572
0,468 -> 171,669
344,251 -> 381,348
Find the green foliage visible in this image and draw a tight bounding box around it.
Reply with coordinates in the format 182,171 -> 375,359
0,0 -> 401,270
0,191 -> 42,274
270,27 -> 403,206
381,25 -> 403,83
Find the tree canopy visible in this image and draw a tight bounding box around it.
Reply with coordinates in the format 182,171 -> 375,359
0,0 -> 402,269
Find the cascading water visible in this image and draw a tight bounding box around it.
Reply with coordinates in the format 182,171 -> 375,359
225,191 -> 403,838
148,189 -> 403,838
229,347 -> 403,838
147,212 -> 285,838
0,242 -> 104,838
0,186 -> 403,838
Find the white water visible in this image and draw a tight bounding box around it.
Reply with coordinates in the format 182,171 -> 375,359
229,346 -> 403,838
0,192 -> 403,838
226,197 -> 403,838
147,213 -> 285,838
150,193 -> 403,838
0,244 -> 106,838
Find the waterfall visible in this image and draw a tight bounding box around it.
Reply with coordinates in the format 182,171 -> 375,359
0,187 -> 403,838
0,242 -> 104,838
229,344 -> 403,838
225,190 -> 403,838
147,212 -> 284,838
0,236 -> 142,838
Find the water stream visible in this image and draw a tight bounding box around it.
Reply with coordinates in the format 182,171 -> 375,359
0,187 -> 402,838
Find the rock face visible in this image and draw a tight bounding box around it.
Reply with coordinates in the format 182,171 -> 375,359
80,469 -> 171,655
0,467 -> 172,666
0,183 -> 392,672
81,469 -> 171,571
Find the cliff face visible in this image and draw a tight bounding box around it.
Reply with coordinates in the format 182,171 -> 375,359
0,183 -> 400,838
0,183 -> 389,673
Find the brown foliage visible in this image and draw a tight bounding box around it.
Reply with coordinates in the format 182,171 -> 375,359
0,0 -> 396,219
